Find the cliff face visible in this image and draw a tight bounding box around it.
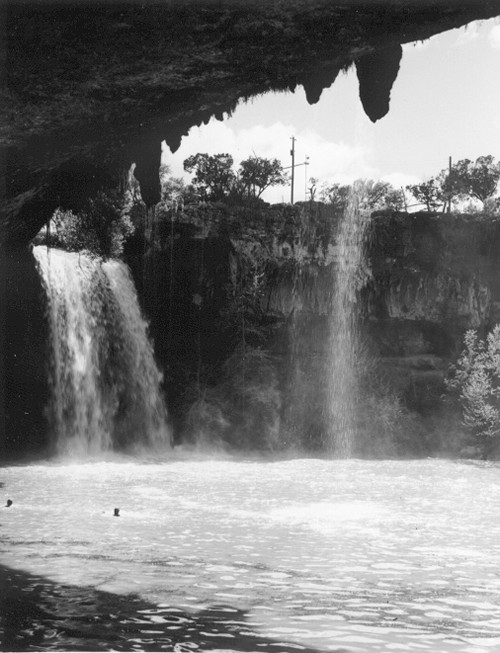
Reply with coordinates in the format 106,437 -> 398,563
4,204 -> 500,457
132,203 -> 500,450
2,1 -> 500,248
364,213 -> 500,423
129,202 -> 340,438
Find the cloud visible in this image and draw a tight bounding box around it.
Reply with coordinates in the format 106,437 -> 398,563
381,172 -> 421,189
489,24 -> 500,49
163,119 -> 376,203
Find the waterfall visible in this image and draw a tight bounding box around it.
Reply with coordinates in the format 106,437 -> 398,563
34,247 -> 170,456
327,182 -> 371,456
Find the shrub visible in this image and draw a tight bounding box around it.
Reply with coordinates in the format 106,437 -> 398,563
354,343 -> 425,457
184,391 -> 230,449
183,345 -> 281,451
38,190 -> 135,258
445,325 -> 500,455
220,345 -> 281,450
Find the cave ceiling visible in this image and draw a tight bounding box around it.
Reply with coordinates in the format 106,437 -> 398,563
2,0 -> 500,249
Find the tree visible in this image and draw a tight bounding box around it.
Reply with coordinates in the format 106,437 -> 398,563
383,187 -> 406,211
365,180 -> 405,211
406,178 -> 444,211
159,163 -> 171,193
320,183 -> 350,212
47,190 -> 135,258
183,153 -> 236,201
439,156 -> 500,210
237,156 -> 288,200
161,175 -> 198,208
321,180 -> 404,212
445,326 -> 500,456
483,196 -> 500,215
467,155 -> 500,204
405,156 -> 500,213
308,177 -> 318,201
438,158 -> 471,210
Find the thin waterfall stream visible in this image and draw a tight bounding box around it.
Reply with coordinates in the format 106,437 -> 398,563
33,246 -> 170,456
327,182 -> 371,456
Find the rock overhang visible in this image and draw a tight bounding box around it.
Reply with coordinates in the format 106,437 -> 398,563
2,0 -> 500,248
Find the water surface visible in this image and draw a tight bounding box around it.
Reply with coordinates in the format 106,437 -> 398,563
2,457 -> 500,652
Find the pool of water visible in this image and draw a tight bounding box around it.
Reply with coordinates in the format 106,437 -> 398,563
2,456 -> 500,652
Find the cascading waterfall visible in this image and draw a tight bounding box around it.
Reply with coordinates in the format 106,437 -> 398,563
34,246 -> 170,456
327,181 -> 371,456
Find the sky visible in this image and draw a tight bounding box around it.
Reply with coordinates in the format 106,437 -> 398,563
162,17 -> 500,204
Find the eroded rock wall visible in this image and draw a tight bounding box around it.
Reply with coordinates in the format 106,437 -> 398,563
134,204 -> 500,449
364,213 -> 500,416
4,204 -> 499,457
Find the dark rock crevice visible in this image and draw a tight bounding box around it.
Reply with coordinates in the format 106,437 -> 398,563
0,248 -> 49,460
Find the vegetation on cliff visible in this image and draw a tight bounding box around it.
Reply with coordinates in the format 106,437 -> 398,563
35,184 -> 141,258
406,155 -> 500,213
183,153 -> 287,202
446,326 -> 500,458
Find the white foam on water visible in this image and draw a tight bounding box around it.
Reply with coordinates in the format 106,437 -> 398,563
268,500 -> 389,534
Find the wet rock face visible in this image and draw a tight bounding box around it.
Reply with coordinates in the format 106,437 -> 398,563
2,1 -> 500,248
381,273 -> 491,330
366,213 -> 500,338
361,212 -> 500,412
133,205 -> 500,440
5,206 -> 500,455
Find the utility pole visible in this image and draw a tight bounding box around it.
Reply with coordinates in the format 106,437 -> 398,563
447,155 -> 452,213
286,137 -> 309,204
304,156 -> 309,200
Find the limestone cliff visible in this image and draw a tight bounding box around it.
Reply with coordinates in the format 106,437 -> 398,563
132,203 -> 500,450
3,204 -> 500,457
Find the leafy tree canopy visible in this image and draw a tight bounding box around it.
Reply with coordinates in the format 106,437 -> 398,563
406,178 -> 444,211
320,182 -> 350,211
182,152 -> 288,203
441,156 -> 500,205
446,325 -> 500,456
238,156 -> 287,199
320,180 -> 404,212
183,153 -> 236,201
38,190 -> 135,258
365,180 -> 405,211
463,155 -> 500,203
407,155 -> 500,211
